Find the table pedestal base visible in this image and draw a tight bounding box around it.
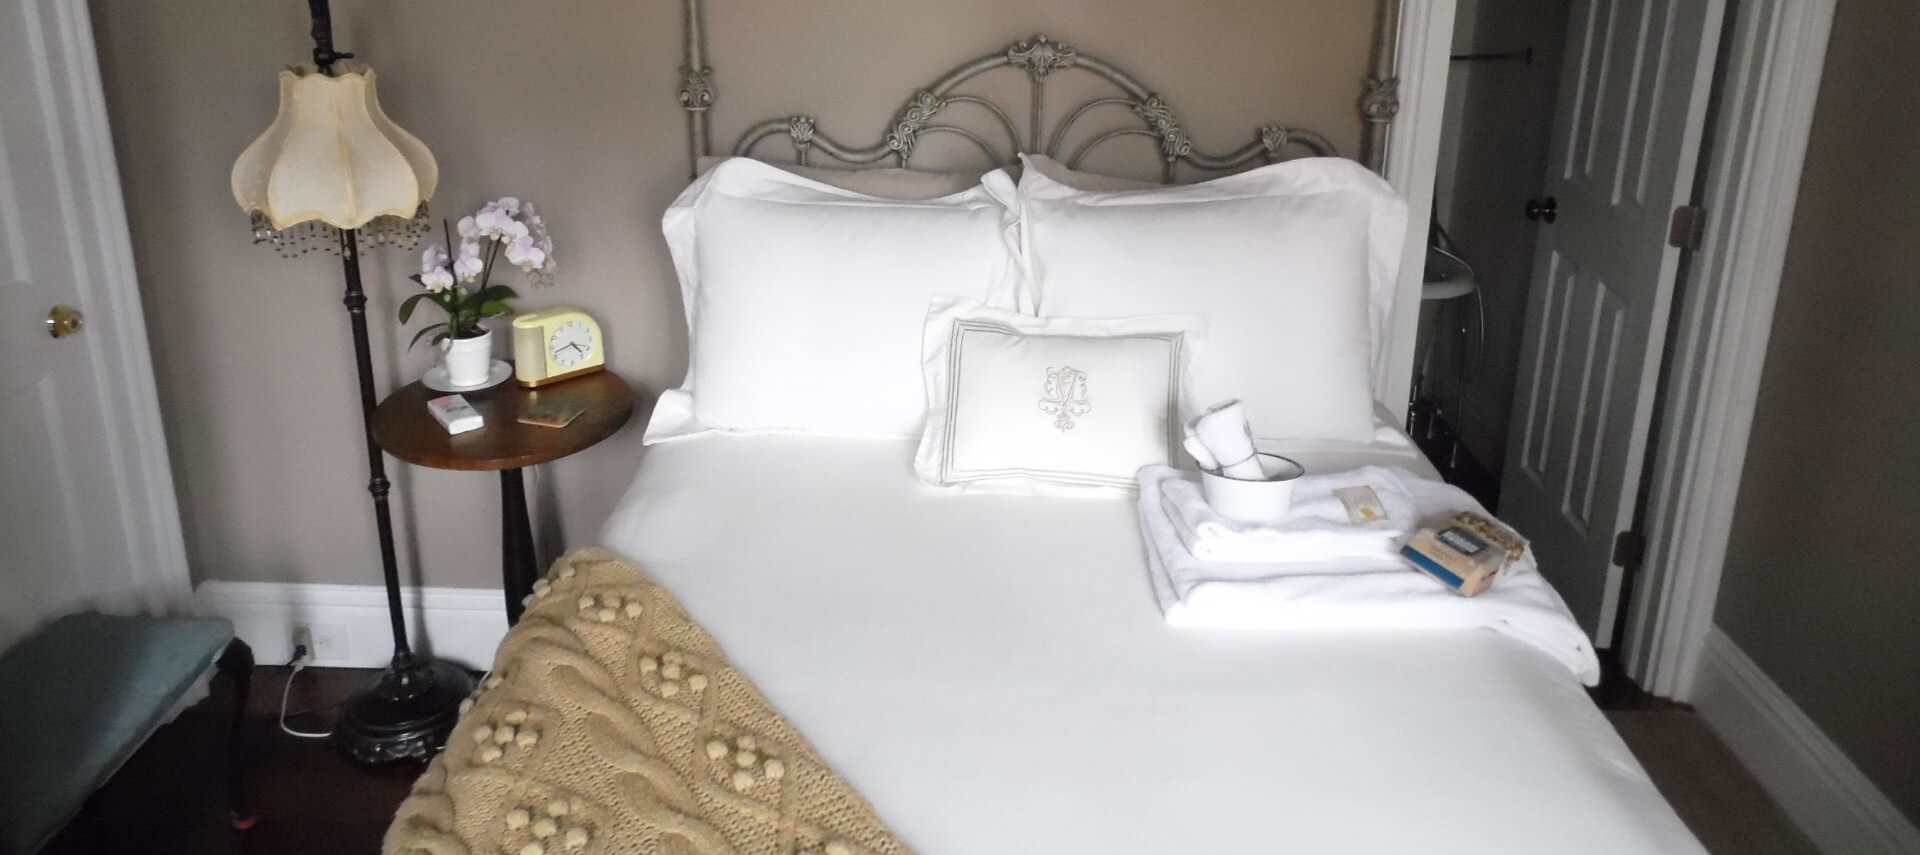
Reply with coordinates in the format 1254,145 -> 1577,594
501,468 -> 538,623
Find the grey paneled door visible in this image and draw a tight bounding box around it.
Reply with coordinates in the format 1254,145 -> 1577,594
1500,0 -> 1725,645
0,0 -> 188,649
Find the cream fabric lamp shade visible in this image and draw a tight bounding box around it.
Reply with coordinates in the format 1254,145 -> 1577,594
231,68 -> 437,230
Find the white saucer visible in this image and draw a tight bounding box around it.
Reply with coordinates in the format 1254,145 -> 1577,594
423,359 -> 512,393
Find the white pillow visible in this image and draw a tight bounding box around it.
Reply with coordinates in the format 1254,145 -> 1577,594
694,155 -> 987,201
1015,154 -> 1407,443
649,158 -> 1022,443
1019,153 -> 1162,193
916,297 -> 1203,495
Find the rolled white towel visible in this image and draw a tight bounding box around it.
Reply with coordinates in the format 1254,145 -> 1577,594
1181,429 -> 1221,471
1191,399 -> 1262,479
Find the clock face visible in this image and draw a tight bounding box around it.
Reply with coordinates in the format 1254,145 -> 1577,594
548,319 -> 596,369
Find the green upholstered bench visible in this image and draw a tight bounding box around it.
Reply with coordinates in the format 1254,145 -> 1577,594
0,613 -> 254,855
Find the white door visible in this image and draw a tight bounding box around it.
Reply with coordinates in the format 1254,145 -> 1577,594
1501,0 -> 1725,645
0,0 -> 190,650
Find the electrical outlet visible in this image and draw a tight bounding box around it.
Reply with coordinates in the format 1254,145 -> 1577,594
292,622 -> 349,663
290,627 -> 314,661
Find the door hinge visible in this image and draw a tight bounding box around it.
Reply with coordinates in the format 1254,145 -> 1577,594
1612,530 -> 1647,570
1668,204 -> 1706,250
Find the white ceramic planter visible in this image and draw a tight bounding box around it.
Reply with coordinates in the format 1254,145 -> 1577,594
441,328 -> 493,388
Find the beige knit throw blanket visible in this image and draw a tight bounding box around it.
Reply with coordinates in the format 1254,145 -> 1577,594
385,548 -> 913,855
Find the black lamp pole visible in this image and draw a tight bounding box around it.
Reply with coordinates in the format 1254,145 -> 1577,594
304,0 -> 472,764
340,231 -> 411,662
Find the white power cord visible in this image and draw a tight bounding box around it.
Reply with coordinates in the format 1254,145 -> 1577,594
279,645 -> 331,739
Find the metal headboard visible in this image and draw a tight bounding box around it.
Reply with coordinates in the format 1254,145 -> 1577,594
676,0 -> 1404,183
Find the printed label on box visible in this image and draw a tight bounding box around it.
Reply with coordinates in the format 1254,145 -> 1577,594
1436,526 -> 1489,556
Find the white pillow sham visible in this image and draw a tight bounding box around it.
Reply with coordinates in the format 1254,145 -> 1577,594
693,155 -> 988,201
648,158 -> 1022,443
916,297 -> 1202,495
1019,153 -> 1162,193
1015,154 -> 1407,443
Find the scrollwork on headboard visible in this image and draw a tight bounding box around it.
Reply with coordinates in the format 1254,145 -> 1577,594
678,0 -> 1403,183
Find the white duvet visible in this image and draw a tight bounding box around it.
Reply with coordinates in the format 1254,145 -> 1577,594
599,430 -> 1703,854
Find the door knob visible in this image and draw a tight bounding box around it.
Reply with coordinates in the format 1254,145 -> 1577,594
46,305 -> 83,338
1525,196 -> 1558,224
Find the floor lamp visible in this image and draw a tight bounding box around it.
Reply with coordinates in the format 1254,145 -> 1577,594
230,0 -> 471,763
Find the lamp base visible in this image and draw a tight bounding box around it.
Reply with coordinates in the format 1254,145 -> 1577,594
330,655 -> 474,765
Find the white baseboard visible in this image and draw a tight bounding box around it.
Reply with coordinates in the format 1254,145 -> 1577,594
1693,626 -> 1920,854
194,580 -> 508,671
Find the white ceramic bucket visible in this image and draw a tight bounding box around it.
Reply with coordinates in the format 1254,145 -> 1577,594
442,328 -> 493,388
1201,453 -> 1306,523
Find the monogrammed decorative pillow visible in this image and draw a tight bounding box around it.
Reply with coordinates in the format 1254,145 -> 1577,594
915,297 -> 1203,496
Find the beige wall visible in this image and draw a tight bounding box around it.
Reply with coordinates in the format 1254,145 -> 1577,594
1716,0 -> 1920,823
89,0 -> 1380,589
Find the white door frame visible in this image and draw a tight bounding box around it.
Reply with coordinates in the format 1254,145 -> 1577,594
1619,0 -> 1835,699
18,0 -> 192,613
1380,0 -> 1458,423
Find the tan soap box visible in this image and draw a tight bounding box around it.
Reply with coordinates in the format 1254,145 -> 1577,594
1399,511 -> 1527,597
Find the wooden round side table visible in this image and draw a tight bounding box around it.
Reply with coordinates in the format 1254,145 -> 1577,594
372,371 -> 634,623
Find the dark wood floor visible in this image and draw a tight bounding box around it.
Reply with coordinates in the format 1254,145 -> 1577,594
45,666 -> 422,855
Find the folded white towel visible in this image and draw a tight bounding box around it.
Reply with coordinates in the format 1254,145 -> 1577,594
1190,400 -> 1262,479
1136,465 -> 1600,685
1163,465 -> 1446,564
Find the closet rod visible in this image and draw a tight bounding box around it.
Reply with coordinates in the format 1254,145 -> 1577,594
1449,47 -> 1534,64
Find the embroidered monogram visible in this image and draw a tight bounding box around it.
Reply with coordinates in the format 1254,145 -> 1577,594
1038,366 -> 1091,431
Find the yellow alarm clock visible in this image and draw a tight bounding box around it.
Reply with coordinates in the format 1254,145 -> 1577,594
511,307 -> 605,387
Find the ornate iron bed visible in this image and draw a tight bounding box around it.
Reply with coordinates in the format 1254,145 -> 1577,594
675,0 -> 1405,183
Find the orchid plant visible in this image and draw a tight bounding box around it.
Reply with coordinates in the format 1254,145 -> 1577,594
399,196 -> 556,348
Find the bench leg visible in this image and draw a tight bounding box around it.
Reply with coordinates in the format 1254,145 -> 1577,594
216,638 -> 256,830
